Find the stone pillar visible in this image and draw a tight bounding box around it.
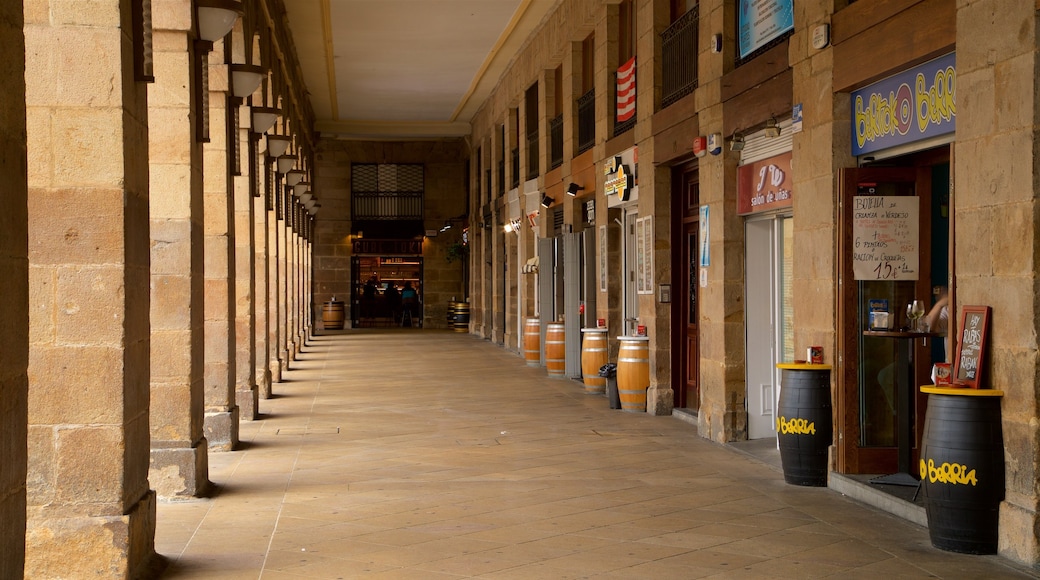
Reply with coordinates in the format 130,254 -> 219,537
0,1 -> 28,574
24,0 -> 156,574
254,156 -> 273,397
234,108 -> 258,420
279,196 -> 291,373
203,49 -> 239,451
285,201 -> 297,362
269,187 -> 283,383
147,0 -> 209,498
956,1 -> 1040,566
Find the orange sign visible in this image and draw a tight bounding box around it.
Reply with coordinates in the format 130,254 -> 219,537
737,151 -> 793,215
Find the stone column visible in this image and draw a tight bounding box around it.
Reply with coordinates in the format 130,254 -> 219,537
234,107 -> 258,420
269,186 -> 283,383
956,1 -> 1040,565
24,0 -> 156,574
0,1 -> 28,575
254,156 -> 273,397
147,0 -> 209,498
285,199 -> 297,362
279,194 -> 291,373
203,50 -> 239,451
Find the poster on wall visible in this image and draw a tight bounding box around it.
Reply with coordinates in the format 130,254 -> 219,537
852,195 -> 920,280
738,0 -> 794,59
699,205 -> 710,267
636,216 -> 655,294
599,225 -> 607,292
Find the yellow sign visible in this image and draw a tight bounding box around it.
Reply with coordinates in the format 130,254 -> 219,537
776,416 -> 816,435
920,458 -> 978,486
605,164 -> 632,201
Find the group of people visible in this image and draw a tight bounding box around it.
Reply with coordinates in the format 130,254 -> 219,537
362,274 -> 420,326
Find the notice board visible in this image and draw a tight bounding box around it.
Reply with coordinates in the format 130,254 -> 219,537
954,305 -> 990,389
852,195 -> 919,280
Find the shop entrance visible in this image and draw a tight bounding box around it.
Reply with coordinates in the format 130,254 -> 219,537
836,151 -> 950,475
744,213 -> 793,440
672,162 -> 700,411
351,254 -> 424,327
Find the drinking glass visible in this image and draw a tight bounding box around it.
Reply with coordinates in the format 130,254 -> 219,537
911,299 -> 925,332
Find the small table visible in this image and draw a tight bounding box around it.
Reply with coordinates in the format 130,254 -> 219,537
862,330 -> 940,486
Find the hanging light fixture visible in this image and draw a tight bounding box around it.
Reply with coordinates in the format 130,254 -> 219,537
275,155 -> 296,174
304,198 -> 317,210
250,106 -> 279,134
285,169 -> 305,186
229,63 -> 263,98
308,204 -> 320,215
299,191 -> 313,203
266,134 -> 291,158
293,182 -> 310,197
196,0 -> 242,43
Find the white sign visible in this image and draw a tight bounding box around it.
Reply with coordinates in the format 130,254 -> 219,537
852,196 -> 919,280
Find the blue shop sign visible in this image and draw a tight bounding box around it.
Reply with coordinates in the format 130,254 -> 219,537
851,53 -> 956,156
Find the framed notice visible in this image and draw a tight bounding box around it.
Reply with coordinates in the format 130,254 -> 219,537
635,218 -> 646,293
953,305 -> 990,389
598,225 -> 607,292
852,195 -> 919,280
640,216 -> 654,294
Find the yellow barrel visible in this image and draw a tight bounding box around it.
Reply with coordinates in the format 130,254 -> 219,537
523,318 -> 540,366
545,322 -> 566,378
580,328 -> 608,394
322,301 -> 345,330
617,336 -> 649,412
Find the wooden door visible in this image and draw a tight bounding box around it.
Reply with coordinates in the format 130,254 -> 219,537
673,163 -> 700,410
836,166 -> 934,474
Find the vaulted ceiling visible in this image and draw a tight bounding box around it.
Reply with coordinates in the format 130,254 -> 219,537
283,0 -> 558,141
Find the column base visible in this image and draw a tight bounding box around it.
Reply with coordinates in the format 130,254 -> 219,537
270,359 -> 282,384
1000,500 -> 1040,566
646,385 -> 675,416
204,406 -> 240,452
280,350 -> 290,374
26,490 -> 158,579
237,383 -> 259,420
257,368 -> 273,399
149,439 -> 210,498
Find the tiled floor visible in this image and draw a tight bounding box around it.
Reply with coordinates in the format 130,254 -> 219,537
156,330 -> 1037,579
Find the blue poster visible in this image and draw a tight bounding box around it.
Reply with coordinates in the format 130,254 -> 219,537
851,53 -> 956,156
699,205 -> 710,267
738,0 -> 794,59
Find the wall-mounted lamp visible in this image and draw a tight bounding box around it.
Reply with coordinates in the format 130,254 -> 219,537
250,106 -> 279,134
541,193 -> 554,208
730,132 -> 745,151
308,204 -> 320,216
275,155 -> 296,174
266,135 -> 291,158
440,221 -> 453,232
566,183 -> 584,196
196,0 -> 242,43
285,169 -> 305,187
765,117 -> 780,138
292,182 -> 310,197
503,222 -> 514,233
304,198 -> 317,210
299,191 -> 313,203
229,63 -> 263,98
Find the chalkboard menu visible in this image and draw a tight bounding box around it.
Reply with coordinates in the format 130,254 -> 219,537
953,305 -> 990,389
852,195 -> 919,281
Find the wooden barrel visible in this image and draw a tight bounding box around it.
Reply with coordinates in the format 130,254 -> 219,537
322,301 -> 345,330
452,301 -> 470,332
580,329 -> 608,394
616,336 -> 649,412
523,318 -> 540,366
545,323 -> 566,378
776,364 -> 833,486
920,387 -> 1005,554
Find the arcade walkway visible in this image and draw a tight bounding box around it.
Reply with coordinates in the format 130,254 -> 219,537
156,330 -> 1034,579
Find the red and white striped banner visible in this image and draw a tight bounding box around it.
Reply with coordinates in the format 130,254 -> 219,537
616,57 -> 636,122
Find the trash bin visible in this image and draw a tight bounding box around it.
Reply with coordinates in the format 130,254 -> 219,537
600,363 -> 620,409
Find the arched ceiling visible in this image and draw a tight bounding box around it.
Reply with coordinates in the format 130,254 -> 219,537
283,0 -> 558,140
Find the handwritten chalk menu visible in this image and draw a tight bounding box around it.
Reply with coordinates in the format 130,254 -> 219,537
954,305 -> 990,389
852,196 -> 919,280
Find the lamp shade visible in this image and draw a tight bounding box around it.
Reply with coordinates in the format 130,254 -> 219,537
540,193 -> 554,208
285,170 -> 305,186
266,135 -> 290,157
304,199 -> 316,209
275,155 -> 296,174
229,63 -> 263,98
196,0 -> 242,43
293,182 -> 310,197
299,192 -> 313,203
566,182 -> 583,196
308,204 -> 320,215
250,106 -> 279,134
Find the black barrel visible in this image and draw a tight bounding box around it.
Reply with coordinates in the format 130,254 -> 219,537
919,390 -> 1004,554
776,365 -> 833,486
452,301 -> 470,332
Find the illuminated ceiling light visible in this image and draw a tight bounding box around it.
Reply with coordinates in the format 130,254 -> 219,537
196,0 -> 242,43
229,63 -> 263,98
